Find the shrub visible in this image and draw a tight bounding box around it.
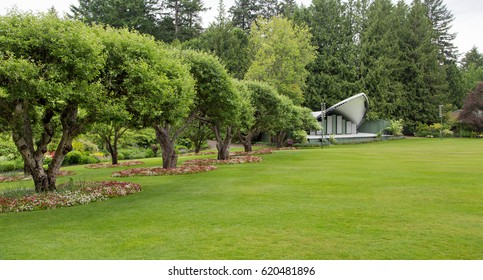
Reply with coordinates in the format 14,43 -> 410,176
385,119 -> 404,136
176,145 -> 189,154
329,134 -> 337,145
291,130 -> 308,144
177,138 -> 194,150
117,153 -> 125,160
118,148 -> 150,159
0,134 -> 20,160
416,123 -> 454,138
63,151 -> 100,165
64,151 -> 83,165
0,160 -> 23,173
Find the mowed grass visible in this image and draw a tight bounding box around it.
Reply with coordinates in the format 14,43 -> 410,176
0,138 -> 482,259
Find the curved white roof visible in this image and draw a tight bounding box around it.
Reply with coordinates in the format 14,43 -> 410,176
313,93 -> 369,127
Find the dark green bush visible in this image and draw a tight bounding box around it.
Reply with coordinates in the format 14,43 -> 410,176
63,151 -> 100,165
64,151 -> 83,165
118,148 -> 150,159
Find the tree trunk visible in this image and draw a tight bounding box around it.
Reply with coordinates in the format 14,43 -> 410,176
111,151 -> 119,165
213,125 -> 232,160
11,102 -> 83,192
238,131 -> 254,153
274,130 -> 287,148
106,141 -> 119,165
242,141 -> 252,153
154,125 -> 178,169
33,169 -> 57,192
161,141 -> 178,169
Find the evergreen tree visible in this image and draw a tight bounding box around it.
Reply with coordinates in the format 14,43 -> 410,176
229,0 -> 261,30
301,0 -> 360,110
184,0 -> 250,79
461,46 -> 483,95
423,0 -> 458,62
278,0 -> 298,18
445,61 -> 466,108
461,47 -> 483,70
359,0 -> 405,120
70,0 -> 161,39
398,0 -> 448,128
258,0 -> 279,19
163,0 -> 207,41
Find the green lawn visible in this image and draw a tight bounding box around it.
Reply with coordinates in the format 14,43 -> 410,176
1,138 -> 482,259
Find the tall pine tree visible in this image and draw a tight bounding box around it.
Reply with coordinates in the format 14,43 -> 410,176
301,0 -> 360,110
229,0 -> 261,30
70,0 -> 161,39
359,0 -> 405,120
398,0 -> 448,128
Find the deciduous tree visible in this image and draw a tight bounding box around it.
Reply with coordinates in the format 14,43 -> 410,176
183,50 -> 243,160
246,16 -> 316,105
236,80 -> 284,152
0,13 -> 106,192
458,82 -> 483,133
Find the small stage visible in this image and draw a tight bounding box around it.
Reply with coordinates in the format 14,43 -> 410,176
307,133 -> 379,144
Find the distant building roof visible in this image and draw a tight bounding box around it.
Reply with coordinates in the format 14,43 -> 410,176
312,93 -> 369,127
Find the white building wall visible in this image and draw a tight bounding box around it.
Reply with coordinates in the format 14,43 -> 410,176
346,121 -> 352,134
327,116 -> 333,134
336,116 -> 343,134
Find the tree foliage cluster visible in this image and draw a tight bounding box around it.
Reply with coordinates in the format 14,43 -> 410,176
69,0 -> 207,42
0,12 -> 317,192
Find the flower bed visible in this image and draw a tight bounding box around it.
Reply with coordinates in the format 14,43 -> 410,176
0,181 -> 142,213
183,151 -> 217,157
0,170 -> 76,183
85,160 -> 145,169
112,165 -> 217,177
182,155 -> 263,166
230,148 -> 274,156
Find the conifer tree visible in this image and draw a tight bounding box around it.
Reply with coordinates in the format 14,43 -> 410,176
398,0 -> 448,127
423,0 -> 457,62
229,0 -> 261,30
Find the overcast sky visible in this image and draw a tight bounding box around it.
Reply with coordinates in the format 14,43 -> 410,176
0,0 -> 481,57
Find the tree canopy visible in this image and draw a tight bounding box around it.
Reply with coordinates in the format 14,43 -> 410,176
0,13 -> 106,192
245,16 -> 316,105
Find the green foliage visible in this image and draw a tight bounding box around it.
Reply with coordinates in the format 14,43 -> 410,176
291,130 -> 308,144
423,0 -> 457,62
300,0 -> 363,111
462,62 -> 483,95
63,151 -> 100,166
0,133 -> 19,161
63,151 -> 83,165
70,0 -> 165,41
246,16 -> 316,105
461,47 -> 483,70
118,148 -> 153,159
385,119 -> 404,136
162,0 -> 207,42
239,80 -> 285,136
0,12 -> 107,191
184,21 -> 250,79
229,0 -> 261,30
0,160 -> 23,173
183,50 -> 240,126
415,123 -> 454,138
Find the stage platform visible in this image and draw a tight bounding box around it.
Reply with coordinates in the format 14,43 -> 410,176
307,133 -> 385,144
